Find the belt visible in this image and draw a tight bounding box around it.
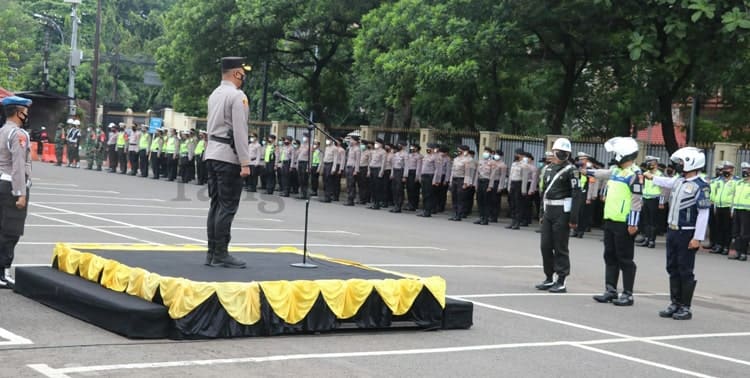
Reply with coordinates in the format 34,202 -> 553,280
0,173 -> 12,182
668,224 -> 695,230
479,178 -> 490,182
544,199 -> 567,206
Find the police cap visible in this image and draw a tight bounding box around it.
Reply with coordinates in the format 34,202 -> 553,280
221,57 -> 252,72
1,96 -> 32,107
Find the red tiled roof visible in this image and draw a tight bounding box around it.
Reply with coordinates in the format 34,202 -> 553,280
636,123 -> 687,146
0,87 -> 14,99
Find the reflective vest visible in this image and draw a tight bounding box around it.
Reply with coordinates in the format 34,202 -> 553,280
139,133 -> 150,150
150,136 -> 160,152
312,149 -> 321,165
603,166 -> 638,223
179,139 -> 189,155
733,181 -> 750,211
712,177 -> 739,208
116,132 -> 126,148
580,174 -> 588,193
264,145 -> 275,163
164,136 -> 176,153
195,139 -> 205,155
643,170 -> 663,199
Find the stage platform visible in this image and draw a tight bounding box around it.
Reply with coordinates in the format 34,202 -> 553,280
15,244 -> 472,339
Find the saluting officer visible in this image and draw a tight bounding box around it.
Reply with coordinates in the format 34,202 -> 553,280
0,96 -> 33,289
645,147 -> 710,320
204,57 -> 252,269
535,138 -> 580,294
590,137 -> 643,306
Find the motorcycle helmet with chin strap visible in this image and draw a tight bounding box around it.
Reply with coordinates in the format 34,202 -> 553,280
670,147 -> 705,172
604,137 -> 639,164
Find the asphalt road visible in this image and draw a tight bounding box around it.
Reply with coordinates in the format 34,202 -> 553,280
1,162 -> 749,377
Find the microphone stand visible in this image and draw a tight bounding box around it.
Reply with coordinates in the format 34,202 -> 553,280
274,94 -> 337,269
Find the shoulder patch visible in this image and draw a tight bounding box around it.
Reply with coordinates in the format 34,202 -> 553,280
242,96 -> 249,107
17,132 -> 27,147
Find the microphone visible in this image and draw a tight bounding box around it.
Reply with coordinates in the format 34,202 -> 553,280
272,91 -> 296,104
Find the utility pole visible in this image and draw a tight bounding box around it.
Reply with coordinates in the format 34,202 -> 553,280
32,13 -> 64,92
90,0 -> 102,126
65,0 -> 82,116
260,60 -> 269,121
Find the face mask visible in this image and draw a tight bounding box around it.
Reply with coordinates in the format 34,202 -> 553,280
17,111 -> 28,127
722,171 -> 732,178
236,73 -> 246,88
482,152 -> 491,160
586,162 -> 592,168
325,140 -> 331,146
522,157 -> 529,164
250,137 -> 256,142
293,144 -> 299,149
374,143 -> 381,149
284,141 -> 290,145
302,137 -> 308,142
360,145 -> 366,151
666,169 -> 674,176
410,147 -> 416,152
493,154 -> 500,161
463,151 -> 469,156
743,171 -> 750,178
674,163 -> 685,174
278,141 -> 284,146
554,151 -> 568,162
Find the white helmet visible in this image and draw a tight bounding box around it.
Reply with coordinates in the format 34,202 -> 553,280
73,119 -> 81,126
66,118 -> 75,125
604,137 -> 638,164
741,162 -> 750,169
552,137 -> 572,152
670,147 -> 705,172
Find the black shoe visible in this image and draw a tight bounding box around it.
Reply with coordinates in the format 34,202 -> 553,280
320,199 -> 332,203
511,225 -> 520,230
593,291 -> 618,303
210,254 -> 247,269
489,218 -> 498,223
659,303 -> 681,318
520,223 -> 529,227
389,208 -> 401,213
721,248 -> 729,256
473,219 -> 483,224
0,268 -> 14,290
647,241 -> 655,249
548,281 -> 567,293
535,279 -> 554,290
576,232 -> 584,239
343,202 -> 355,206
204,252 -> 214,266
612,293 -> 634,306
417,212 -> 431,218
672,306 -> 692,320
635,239 -> 649,247
481,219 -> 489,225
710,245 -> 723,254
739,254 -> 747,261
570,230 -> 579,238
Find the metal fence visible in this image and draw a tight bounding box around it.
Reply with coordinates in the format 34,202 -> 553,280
434,130 -> 480,154
496,136 -> 545,168
101,111 -> 149,127
374,128 -> 420,145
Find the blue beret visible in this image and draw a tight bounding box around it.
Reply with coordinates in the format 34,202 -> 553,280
1,96 -> 32,107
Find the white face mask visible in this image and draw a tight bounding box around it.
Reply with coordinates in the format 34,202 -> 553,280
374,143 -> 381,149
522,157 -> 529,164
325,140 -> 331,146
482,152 -> 491,160
302,137 -> 308,142
493,154 -> 501,161
250,137 -> 256,142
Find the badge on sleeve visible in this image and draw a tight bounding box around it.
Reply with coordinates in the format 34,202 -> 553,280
242,96 -> 249,107
17,132 -> 27,148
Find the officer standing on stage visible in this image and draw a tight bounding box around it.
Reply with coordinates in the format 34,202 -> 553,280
535,137 -> 580,293
204,57 -> 252,269
0,96 -> 33,289
590,137 -> 643,306
645,147 -> 710,320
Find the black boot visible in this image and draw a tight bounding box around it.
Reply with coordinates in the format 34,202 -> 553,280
593,285 -> 618,303
612,291 -> 634,306
673,280 -> 696,320
0,268 -> 14,290
548,276 -> 567,293
205,240 -> 215,266
480,217 -> 489,225
659,277 -> 681,318
535,277 -> 554,290
210,245 -> 247,269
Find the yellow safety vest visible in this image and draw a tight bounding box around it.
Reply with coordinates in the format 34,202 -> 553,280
643,170 -> 663,199
164,136 -> 176,153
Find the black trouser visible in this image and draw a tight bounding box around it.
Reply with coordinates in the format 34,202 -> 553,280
450,177 -> 466,216
0,183 -> 27,269
189,157 -> 196,181
733,210 -> 750,256
160,154 -> 168,177
476,179 -> 490,220
334,165 -> 342,200
311,165 -> 320,194
540,205 -> 571,280
576,195 -> 592,234
357,166 -> 370,203
708,205 -> 717,246
666,229 -> 697,281
37,141 -> 44,156
642,198 -> 660,242
407,169 -> 419,209
323,162 -> 335,200
421,174 -> 435,214
206,160 -> 243,256
56,144 -> 65,165
346,166 -> 357,203
290,166 -> 298,193
297,161 -> 309,197
67,143 -> 79,163
128,148 -> 138,173
180,155 -> 190,182
150,153 -> 161,178
118,147 -> 127,173
715,207 -> 732,248
280,160 -> 291,195
370,167 -> 383,206
139,150 -> 148,176
436,176 -> 447,212
489,181 -> 501,221
197,155 -> 207,184
603,220 -> 637,293
392,168 -> 405,210
264,161 -> 276,194
464,186 -> 475,216
509,181 -> 523,225
520,191 -> 532,225
168,155 -> 178,180
248,164 -> 262,191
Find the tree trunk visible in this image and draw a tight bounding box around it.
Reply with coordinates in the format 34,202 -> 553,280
658,94 -> 679,155
400,96 -> 412,129
485,62 -> 502,131
550,64 -> 576,135
309,71 -> 327,127
383,107 -> 395,128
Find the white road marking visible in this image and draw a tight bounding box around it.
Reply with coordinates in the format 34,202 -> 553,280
24,224 -> 358,235
454,297 -> 750,368
232,243 -> 447,251
29,213 -> 158,245
454,293 -> 669,298
31,193 -> 165,201
571,343 -> 714,378
32,188 -> 120,194
367,264 -> 541,269
31,183 -> 78,187
33,202 -> 209,210
30,212 -> 283,222
31,204 -> 205,244
26,331 -> 750,377
0,328 -> 33,346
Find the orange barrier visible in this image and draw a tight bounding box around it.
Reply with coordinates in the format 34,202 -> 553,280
31,142 -> 39,161
41,144 -> 67,164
